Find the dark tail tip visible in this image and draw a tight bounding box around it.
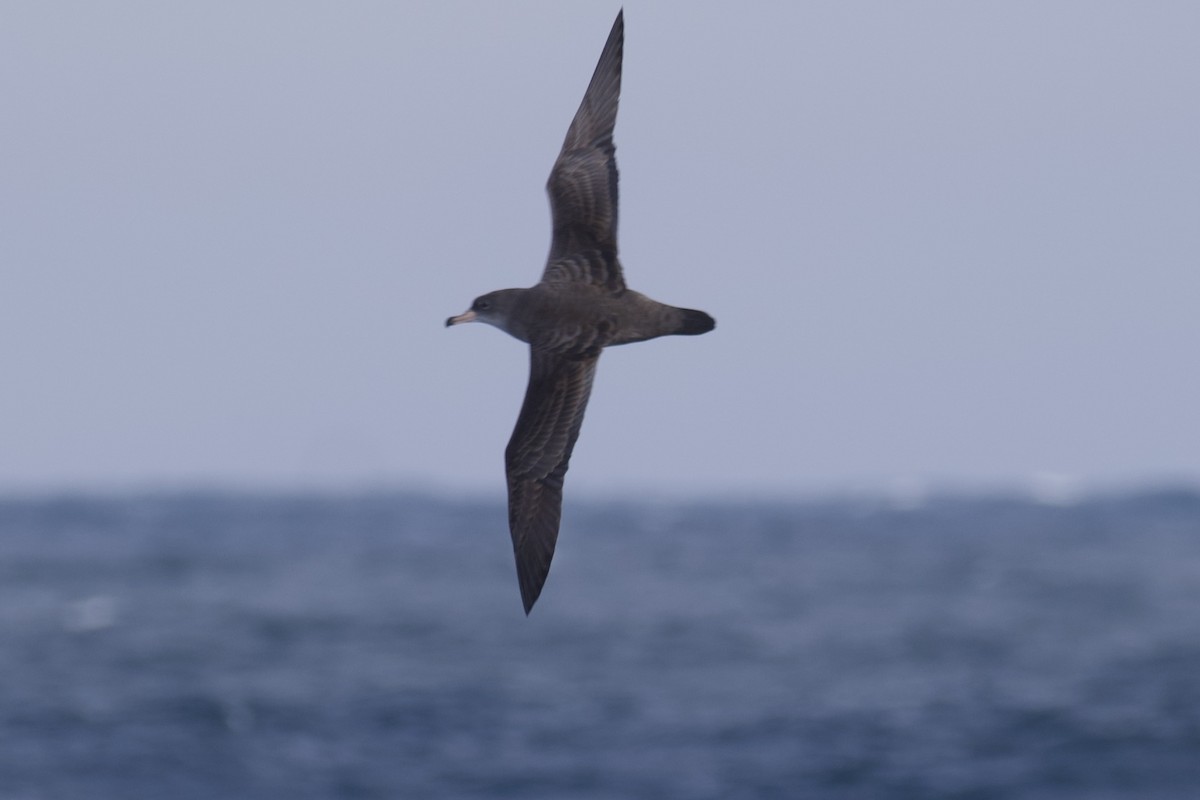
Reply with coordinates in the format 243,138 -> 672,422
678,308 -> 716,336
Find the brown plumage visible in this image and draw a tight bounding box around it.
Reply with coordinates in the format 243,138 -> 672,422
446,10 -> 715,614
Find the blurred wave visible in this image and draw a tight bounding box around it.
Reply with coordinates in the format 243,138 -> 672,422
1,489 -> 1198,799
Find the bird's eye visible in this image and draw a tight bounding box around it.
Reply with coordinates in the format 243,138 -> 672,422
474,299 -> 490,311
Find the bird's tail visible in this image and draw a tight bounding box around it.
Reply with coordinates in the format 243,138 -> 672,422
675,307 -> 716,336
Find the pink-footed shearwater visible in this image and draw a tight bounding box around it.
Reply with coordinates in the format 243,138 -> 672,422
446,10 -> 715,614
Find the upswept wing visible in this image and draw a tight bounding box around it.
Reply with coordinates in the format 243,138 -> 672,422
542,11 -> 625,292
505,348 -> 599,613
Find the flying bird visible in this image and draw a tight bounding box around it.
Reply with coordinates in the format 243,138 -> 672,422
446,10 -> 715,614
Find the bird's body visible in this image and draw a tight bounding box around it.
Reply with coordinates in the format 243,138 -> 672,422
478,284 -> 710,349
447,10 -> 714,613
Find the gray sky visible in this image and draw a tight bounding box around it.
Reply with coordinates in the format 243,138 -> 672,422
3,2 -> 1198,499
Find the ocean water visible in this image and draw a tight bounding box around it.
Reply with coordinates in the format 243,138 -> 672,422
1,490 -> 1199,799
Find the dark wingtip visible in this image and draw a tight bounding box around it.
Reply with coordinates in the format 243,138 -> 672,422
678,308 -> 716,336
516,549 -> 547,615
520,578 -> 541,615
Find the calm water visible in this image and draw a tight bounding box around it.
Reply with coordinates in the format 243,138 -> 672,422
1,490 -> 1198,799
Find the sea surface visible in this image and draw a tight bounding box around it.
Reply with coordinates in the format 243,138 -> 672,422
1,489 -> 1198,799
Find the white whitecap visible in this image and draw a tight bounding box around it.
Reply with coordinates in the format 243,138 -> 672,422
62,595 -> 118,633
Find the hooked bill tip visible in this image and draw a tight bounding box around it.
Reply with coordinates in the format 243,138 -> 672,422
446,309 -> 478,327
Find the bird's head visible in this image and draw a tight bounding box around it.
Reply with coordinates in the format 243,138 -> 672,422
445,289 -> 524,334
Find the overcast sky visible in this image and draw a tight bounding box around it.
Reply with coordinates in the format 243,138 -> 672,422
2,2 -> 1198,499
